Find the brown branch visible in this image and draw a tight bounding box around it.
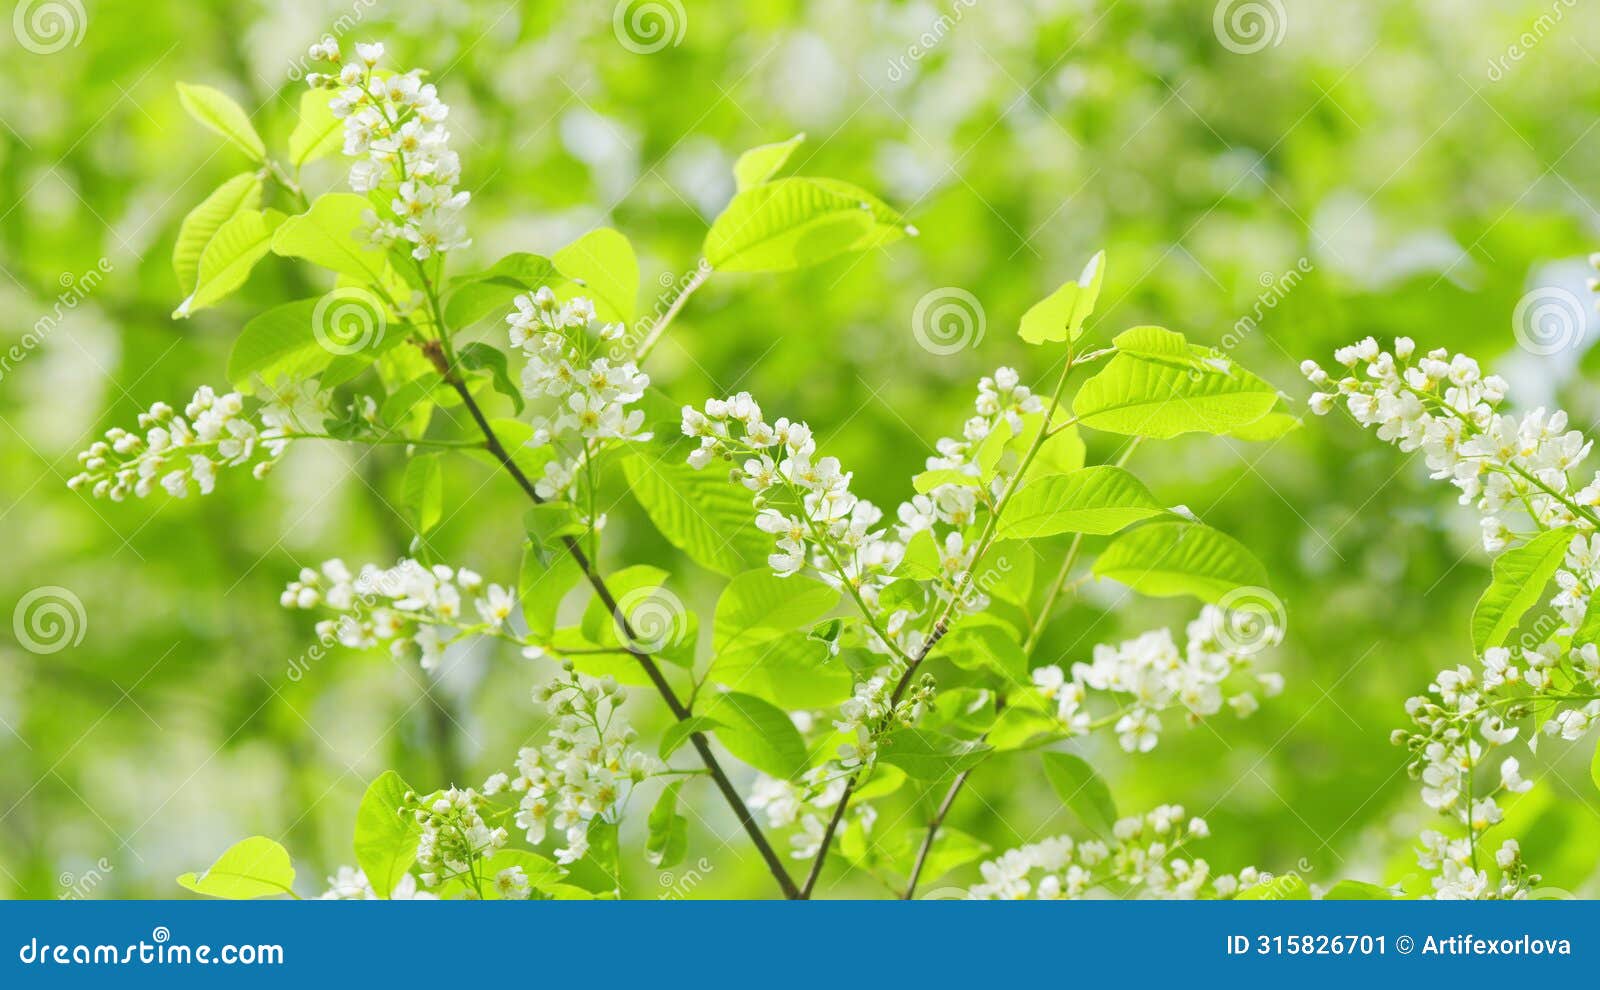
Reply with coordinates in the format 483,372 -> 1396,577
434,360 -> 800,899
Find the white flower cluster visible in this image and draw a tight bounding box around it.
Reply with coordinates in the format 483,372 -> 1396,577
306,39 -> 468,260
406,786 -> 508,890
508,288 -> 651,502
281,557 -> 517,670
317,865 -> 435,900
682,391 -> 904,594
1303,337 -> 1594,553
68,384 -> 324,500
1308,337 -> 1600,898
1030,607 -> 1283,753
1417,833 -> 1533,900
967,806 -> 1266,900
748,771 -> 877,860
483,667 -> 661,865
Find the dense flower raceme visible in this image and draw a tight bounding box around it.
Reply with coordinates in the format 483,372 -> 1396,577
281,557 -> 518,671
1030,606 -> 1284,753
68,382 -> 331,500
305,39 -> 468,260
966,806 -> 1269,900
484,667 -> 662,865
1305,337 -> 1600,898
508,288 -> 652,506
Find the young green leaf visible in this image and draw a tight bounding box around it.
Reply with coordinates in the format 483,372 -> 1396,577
712,570 -> 839,652
1109,325 -> 1221,373
272,193 -> 392,284
176,82 -> 266,161
1041,752 -> 1118,837
177,836 -> 295,899
458,342 -> 524,413
173,208 -> 285,317
733,133 -> 805,190
659,716 -> 725,760
401,453 -> 444,534
1093,521 -> 1269,602
519,540 -> 583,640
703,177 -> 911,273
173,172 -> 263,296
1072,352 -> 1278,438
553,228 -> 638,324
705,691 -> 808,778
1018,250 -> 1104,345
877,729 -> 992,781
996,466 -> 1166,539
443,253 -> 565,328
1225,408 -> 1302,442
622,452 -> 770,577
288,88 -> 343,168
934,617 -> 1030,686
1471,527 -> 1576,653
645,781 -> 689,869
227,292 -> 395,390
708,631 -> 853,709
353,770 -> 419,899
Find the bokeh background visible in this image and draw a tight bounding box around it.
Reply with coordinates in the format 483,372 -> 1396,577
5,0 -> 1600,898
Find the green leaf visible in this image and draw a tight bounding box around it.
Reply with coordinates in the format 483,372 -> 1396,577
402,454 -> 443,534
705,692 -> 808,778
1041,752 -> 1117,837
519,541 -> 583,640
443,254 -> 565,328
877,729 -> 992,781
288,88 -> 344,168
227,291 -> 395,390
173,172 -> 262,296
733,133 -> 805,190
708,630 -> 854,709
1226,409 -> 1302,442
176,82 -> 265,160
459,342 -> 524,413
353,771 -> 419,899
553,228 -> 637,324
703,177 -> 911,273
645,781 -> 689,869
997,466 -> 1166,539
1094,521 -> 1269,602
1073,353 -> 1279,438
580,565 -> 674,649
887,825 -> 989,885
1472,527 -> 1576,653
1591,735 -> 1600,795
173,208 -> 284,317
912,469 -> 981,494
659,716 -> 724,760
934,618 -> 1029,686
273,193 -> 391,284
1109,325 -> 1222,373
1018,250 -> 1104,345
622,452 -> 770,577
177,836 -> 295,899
713,570 -> 839,652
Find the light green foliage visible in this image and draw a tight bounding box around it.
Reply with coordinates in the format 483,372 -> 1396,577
177,837 -> 296,899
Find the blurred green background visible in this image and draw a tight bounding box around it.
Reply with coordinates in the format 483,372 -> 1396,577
5,0 -> 1600,898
